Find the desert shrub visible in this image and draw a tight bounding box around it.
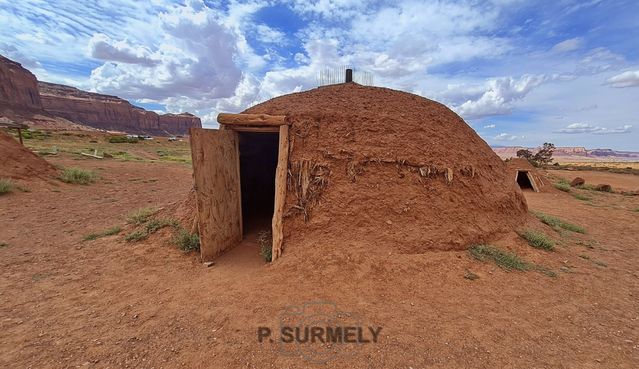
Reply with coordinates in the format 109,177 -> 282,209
553,178 -> 571,192
533,212 -> 586,233
125,230 -> 147,242
573,193 -> 591,201
145,218 -> 178,234
127,207 -> 155,225
0,178 -> 14,195
519,230 -> 555,251
257,230 -> 273,262
173,229 -> 200,252
108,136 -> 139,143
83,226 -> 122,241
469,245 -> 529,271
59,167 -> 96,184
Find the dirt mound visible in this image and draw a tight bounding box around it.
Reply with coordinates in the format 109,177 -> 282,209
0,130 -> 57,180
157,188 -> 198,232
594,184 -> 612,192
570,177 -> 585,187
505,158 -> 554,193
244,83 -> 528,253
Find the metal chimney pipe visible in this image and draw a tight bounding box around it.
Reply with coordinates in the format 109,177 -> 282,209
345,68 -> 353,83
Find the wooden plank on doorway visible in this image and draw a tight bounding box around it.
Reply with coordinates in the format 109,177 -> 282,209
271,124 -> 289,261
190,128 -> 243,261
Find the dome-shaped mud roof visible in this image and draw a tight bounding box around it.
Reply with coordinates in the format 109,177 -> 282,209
244,83 -> 528,253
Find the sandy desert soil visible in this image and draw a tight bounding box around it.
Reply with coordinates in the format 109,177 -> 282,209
1,151 -> 639,368
550,169 -> 639,193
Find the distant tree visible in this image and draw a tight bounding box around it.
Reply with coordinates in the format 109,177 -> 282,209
516,149 -> 533,160
531,142 -> 555,167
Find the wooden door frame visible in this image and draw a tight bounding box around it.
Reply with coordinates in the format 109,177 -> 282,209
195,114 -> 289,261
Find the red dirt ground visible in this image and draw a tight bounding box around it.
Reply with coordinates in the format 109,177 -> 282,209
1,154 -> 638,368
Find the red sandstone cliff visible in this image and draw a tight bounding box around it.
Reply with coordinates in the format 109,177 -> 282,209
38,82 -> 201,135
0,55 -> 42,110
0,54 -> 200,135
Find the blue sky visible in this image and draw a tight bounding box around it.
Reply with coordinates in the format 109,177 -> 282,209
1,0 -> 638,150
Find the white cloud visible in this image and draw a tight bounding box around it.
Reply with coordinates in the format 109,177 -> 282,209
483,124 -> 496,128
0,43 -> 42,69
448,74 -> 549,119
89,34 -> 157,66
556,123 -> 633,134
551,37 -> 583,52
253,24 -> 286,44
89,1 -> 245,102
605,70 -> 639,88
494,133 -> 522,141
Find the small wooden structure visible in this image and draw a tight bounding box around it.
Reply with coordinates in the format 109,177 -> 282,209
0,118 -> 28,145
190,113 -> 289,262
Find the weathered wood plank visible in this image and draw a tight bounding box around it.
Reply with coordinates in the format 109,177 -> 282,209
217,113 -> 286,126
271,124 -> 289,261
189,128 -> 242,261
223,125 -> 280,133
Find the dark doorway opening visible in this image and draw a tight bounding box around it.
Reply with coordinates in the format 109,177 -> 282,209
238,132 -> 279,235
516,170 -> 534,190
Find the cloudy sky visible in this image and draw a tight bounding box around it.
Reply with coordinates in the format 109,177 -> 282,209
1,0 -> 638,150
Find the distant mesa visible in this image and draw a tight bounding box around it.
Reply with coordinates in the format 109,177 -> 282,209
0,54 -> 201,135
492,146 -> 639,161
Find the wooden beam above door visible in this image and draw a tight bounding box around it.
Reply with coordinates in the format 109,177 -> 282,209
217,113 -> 287,126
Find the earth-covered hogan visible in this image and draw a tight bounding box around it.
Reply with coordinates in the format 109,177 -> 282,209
190,82 -> 529,260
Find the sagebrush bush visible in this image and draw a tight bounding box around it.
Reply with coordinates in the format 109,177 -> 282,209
0,178 -> 14,195
173,229 -> 200,252
533,211 -> 586,233
127,207 -> 155,225
520,230 -> 555,251
59,168 -> 96,185
469,245 -> 529,271
83,226 -> 122,241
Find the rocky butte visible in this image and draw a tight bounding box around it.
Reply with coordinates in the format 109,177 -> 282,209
0,54 -> 201,135
0,55 -> 42,110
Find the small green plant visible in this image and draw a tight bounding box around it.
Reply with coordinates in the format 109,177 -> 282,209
519,230 -> 555,251
59,167 -> 96,184
554,182 -> 571,192
578,183 -> 596,191
576,239 -> 597,249
83,226 -> 122,241
173,229 -> 200,252
125,230 -> 147,242
145,218 -> 178,234
469,245 -> 530,271
127,207 -> 155,225
532,211 -> 586,234
469,245 -> 556,277
0,178 -> 14,195
573,193 -> 591,201
257,230 -> 273,262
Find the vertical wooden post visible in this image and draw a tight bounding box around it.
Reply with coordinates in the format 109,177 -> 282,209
17,128 -> 23,145
271,124 -> 289,261
345,68 -> 353,83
